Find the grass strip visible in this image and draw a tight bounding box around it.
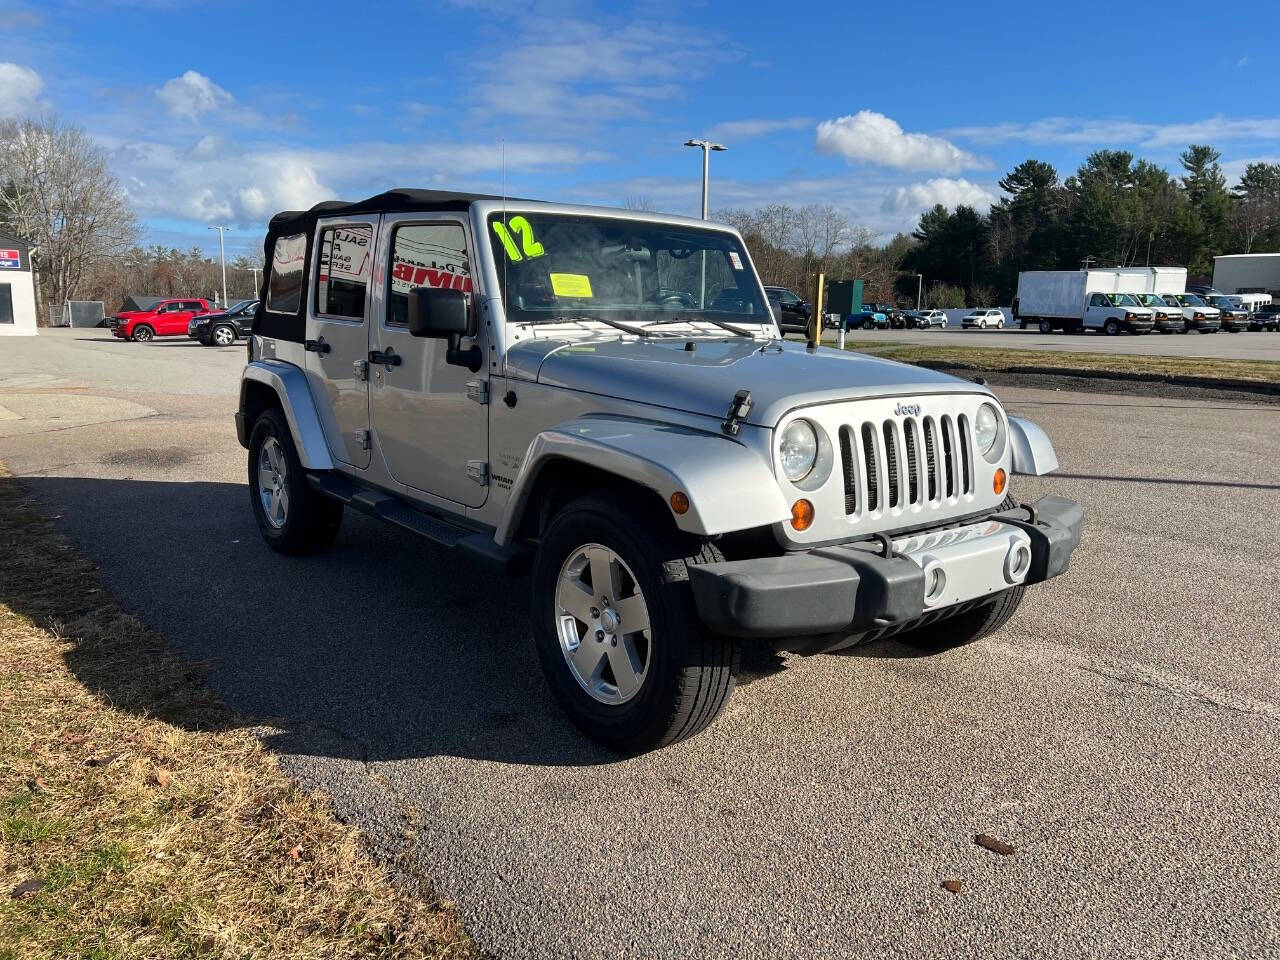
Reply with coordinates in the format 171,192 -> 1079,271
839,340 -> 1280,386
0,466 -> 474,960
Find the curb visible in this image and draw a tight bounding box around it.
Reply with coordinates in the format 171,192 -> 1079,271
910,360 -> 1280,398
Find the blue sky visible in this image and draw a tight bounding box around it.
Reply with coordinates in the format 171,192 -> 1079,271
4,0 -> 1279,261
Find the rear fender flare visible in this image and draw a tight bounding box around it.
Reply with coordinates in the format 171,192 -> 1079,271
495,416 -> 790,544
240,361 -> 333,470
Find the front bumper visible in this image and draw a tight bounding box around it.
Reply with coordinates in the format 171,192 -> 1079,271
112,326 -> 129,338
1219,315 -> 1250,331
688,495 -> 1082,644
1123,318 -> 1154,332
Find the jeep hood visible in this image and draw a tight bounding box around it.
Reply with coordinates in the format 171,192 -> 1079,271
509,336 -> 989,426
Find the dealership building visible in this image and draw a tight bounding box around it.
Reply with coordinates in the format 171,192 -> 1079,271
1212,252 -> 1280,297
0,232 -> 38,336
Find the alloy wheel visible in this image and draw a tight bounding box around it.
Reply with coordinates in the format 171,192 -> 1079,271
213,325 -> 235,346
555,544 -> 651,705
257,437 -> 289,529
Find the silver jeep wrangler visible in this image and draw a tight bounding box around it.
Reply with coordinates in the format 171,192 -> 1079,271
237,188 -> 1083,752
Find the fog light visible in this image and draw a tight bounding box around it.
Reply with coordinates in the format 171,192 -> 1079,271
790,499 -> 814,531
993,468 -> 1007,495
1004,541 -> 1032,583
669,491 -> 690,515
923,561 -> 947,606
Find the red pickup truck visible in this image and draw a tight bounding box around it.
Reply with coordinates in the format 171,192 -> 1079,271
113,298 -> 214,342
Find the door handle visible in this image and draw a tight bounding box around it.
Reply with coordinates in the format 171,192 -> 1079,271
369,349 -> 402,367
305,337 -> 331,354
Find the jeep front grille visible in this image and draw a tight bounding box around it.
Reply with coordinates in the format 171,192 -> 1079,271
841,414 -> 974,518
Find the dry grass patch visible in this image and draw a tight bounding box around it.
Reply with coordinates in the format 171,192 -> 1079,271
0,467 -> 474,960
840,340 -> 1280,385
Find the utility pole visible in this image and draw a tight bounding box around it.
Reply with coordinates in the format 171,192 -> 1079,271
915,274 -> 923,311
208,225 -> 230,307
683,138 -> 726,307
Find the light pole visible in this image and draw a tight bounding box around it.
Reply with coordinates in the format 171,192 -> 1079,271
915,274 -> 923,311
208,225 -> 230,307
683,138 -> 726,220
684,139 -> 726,307
251,266 -> 261,297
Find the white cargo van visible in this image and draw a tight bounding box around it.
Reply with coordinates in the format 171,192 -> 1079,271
1013,269 -> 1155,335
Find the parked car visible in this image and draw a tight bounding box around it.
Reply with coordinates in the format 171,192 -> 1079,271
238,188 -> 1082,752
1132,293 -> 1187,334
1249,303 -> 1280,331
910,309 -> 948,329
1205,295 -> 1251,332
962,308 -> 1005,329
113,298 -> 214,341
1164,293 -> 1221,334
1186,284 -> 1222,298
863,301 -> 909,328
763,286 -> 812,334
1014,270 -> 1157,334
845,308 -> 889,330
190,299 -> 259,345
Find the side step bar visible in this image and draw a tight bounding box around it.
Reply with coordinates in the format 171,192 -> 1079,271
307,472 -> 532,576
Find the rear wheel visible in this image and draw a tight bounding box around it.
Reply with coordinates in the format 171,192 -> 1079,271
1038,320 -> 1053,334
247,408 -> 343,554
532,492 -> 737,753
862,318 -> 874,330
132,324 -> 155,342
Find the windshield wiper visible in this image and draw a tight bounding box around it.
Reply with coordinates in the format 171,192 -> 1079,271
644,315 -> 758,338
519,315 -> 652,338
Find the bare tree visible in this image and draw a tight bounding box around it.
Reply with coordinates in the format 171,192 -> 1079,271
0,114 -> 139,315
623,195 -> 658,212
794,204 -> 849,277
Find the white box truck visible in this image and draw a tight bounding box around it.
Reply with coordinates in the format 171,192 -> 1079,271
1013,269 -> 1158,335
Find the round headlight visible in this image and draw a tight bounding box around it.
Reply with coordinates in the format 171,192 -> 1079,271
974,403 -> 1000,456
779,420 -> 818,482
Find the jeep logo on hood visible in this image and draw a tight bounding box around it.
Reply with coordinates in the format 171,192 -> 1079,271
894,402 -> 922,416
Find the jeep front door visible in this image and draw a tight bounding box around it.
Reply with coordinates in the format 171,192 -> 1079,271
305,218 -> 377,469
370,216 -> 487,508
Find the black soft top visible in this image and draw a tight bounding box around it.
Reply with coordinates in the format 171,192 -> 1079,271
254,188 -> 518,341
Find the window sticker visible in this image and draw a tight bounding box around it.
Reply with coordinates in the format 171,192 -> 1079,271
491,215 -> 546,262
550,273 -> 593,298
728,250 -> 743,270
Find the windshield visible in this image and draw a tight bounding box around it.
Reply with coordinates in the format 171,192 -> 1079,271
488,212 -> 767,326
1108,293 -> 1139,306
1208,296 -> 1234,308
228,299 -> 255,313
1174,293 -> 1206,307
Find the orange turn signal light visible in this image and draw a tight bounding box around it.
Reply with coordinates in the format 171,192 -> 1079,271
993,468 -> 1007,496
669,491 -> 690,515
790,499 -> 815,531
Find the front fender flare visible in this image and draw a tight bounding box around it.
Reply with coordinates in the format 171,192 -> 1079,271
240,361 -> 333,470
1008,415 -> 1058,476
495,416 -> 791,544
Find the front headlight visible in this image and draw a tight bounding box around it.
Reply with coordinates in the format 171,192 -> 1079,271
779,419 -> 819,482
974,403 -> 1000,457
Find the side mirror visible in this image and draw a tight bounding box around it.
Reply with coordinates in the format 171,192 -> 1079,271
408,287 -> 472,339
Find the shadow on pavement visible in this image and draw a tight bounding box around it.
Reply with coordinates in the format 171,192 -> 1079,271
12,474 -> 623,768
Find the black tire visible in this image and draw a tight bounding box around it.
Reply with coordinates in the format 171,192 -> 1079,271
862,319 -> 874,330
132,324 -> 155,342
247,407 -> 343,554
531,492 -> 737,753
1104,319 -> 1120,336
1038,320 -> 1053,334
211,324 -> 236,346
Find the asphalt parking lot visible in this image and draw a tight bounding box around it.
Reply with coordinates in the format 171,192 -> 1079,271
3,329 -> 1279,959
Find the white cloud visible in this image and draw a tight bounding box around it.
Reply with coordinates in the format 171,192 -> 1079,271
882,178 -> 998,216
945,115 -> 1280,149
0,62 -> 44,117
816,111 -> 988,173
156,70 -> 232,120
703,117 -> 811,142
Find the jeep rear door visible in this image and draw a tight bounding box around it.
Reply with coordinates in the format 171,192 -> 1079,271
306,218 -> 377,469
369,214 -> 487,508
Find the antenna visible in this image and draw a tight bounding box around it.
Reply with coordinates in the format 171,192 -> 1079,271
501,139 -> 508,331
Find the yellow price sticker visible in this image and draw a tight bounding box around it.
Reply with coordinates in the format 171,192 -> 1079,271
550,273 -> 593,298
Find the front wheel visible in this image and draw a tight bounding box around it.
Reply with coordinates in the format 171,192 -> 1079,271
212,324 -> 236,346
532,492 -> 737,753
132,325 -> 155,342
862,319 -> 874,330
1104,319 -> 1120,336
247,408 -> 343,554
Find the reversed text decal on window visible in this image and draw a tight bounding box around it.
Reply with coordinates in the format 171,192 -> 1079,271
491,216 -> 545,262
